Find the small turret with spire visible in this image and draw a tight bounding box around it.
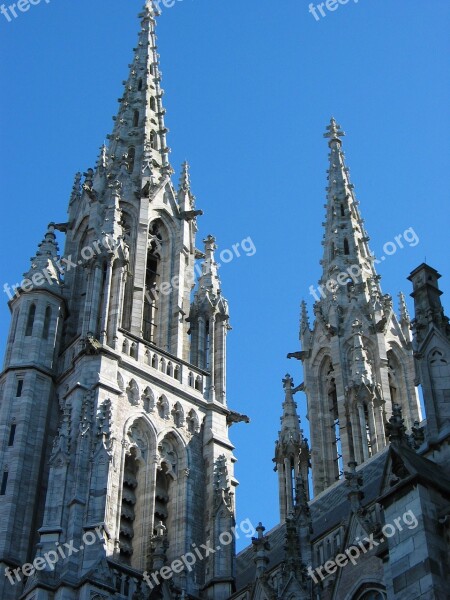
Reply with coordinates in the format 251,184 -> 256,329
189,236 -> 230,403
22,223 -> 62,290
274,375 -> 310,521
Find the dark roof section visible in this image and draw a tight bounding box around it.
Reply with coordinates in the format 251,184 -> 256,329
382,443 -> 450,498
236,449 -> 389,591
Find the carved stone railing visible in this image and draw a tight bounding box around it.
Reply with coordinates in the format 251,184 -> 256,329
57,330 -> 208,398
108,560 -> 149,598
118,329 -> 207,395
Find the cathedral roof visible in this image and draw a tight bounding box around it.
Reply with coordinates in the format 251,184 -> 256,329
236,449 -> 388,590
236,442 -> 450,591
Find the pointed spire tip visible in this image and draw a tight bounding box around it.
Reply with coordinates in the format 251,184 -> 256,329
324,117 -> 345,142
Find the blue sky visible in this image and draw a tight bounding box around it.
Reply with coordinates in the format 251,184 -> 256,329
0,0 -> 449,548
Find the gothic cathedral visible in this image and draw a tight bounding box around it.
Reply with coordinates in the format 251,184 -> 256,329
1,3 -> 449,600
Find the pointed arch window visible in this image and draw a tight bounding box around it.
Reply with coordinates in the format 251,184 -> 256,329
143,222 -> 163,342
137,78 -> 143,91
42,306 -> 52,340
329,376 -> 343,479
205,320 -> 211,370
0,471 -> 8,496
344,238 -> 350,255
154,436 -> 179,547
127,147 -> 136,174
25,304 -> 36,336
133,110 -> 139,128
16,379 -> 23,397
154,466 -> 170,532
150,97 -> 156,112
150,130 -> 157,149
363,402 -> 373,457
96,262 -> 108,338
340,204 -> 345,217
8,424 -> 16,447
119,210 -> 135,331
330,242 -> 335,261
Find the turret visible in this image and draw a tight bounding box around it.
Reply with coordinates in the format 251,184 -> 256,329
274,375 -> 310,521
189,235 -> 230,404
409,263 -> 450,439
0,225 -> 65,600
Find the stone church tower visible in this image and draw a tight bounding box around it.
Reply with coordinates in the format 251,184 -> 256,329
292,119 -> 421,496
0,3 -> 244,599
1,3 -> 450,599
230,123 -> 450,600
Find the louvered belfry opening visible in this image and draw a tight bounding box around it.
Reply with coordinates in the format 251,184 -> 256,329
120,448 -> 139,562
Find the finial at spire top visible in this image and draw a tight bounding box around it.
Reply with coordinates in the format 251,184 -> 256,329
324,117 -> 345,144
143,0 -> 160,17
203,234 -> 217,255
282,374 -> 294,390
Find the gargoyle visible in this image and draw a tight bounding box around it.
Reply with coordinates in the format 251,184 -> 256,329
226,410 -> 250,426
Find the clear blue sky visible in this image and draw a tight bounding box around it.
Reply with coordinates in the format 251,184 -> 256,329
0,0 -> 449,548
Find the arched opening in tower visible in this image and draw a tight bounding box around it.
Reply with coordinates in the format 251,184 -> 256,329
119,448 -> 139,563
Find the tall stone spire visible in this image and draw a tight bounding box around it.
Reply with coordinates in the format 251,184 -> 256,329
319,118 -> 380,302
0,4 -> 242,599
60,1 -> 209,354
104,1 -> 172,185
292,120 -> 421,496
274,375 -> 310,521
